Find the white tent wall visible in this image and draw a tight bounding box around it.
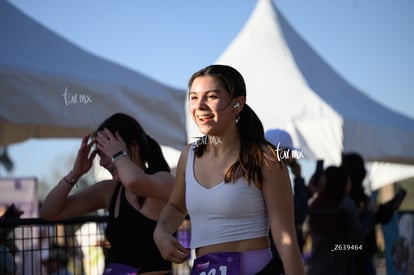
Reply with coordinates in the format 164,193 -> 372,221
369,162 -> 414,190
215,0 -> 414,189
2,0 -> 414,190
0,1 -> 187,151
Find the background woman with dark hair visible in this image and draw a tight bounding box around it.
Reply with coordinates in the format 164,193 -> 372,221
307,166 -> 363,275
40,112 -> 174,274
154,65 -> 304,275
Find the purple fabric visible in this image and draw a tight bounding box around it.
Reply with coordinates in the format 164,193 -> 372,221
178,227 -> 191,248
103,263 -> 140,275
191,252 -> 241,275
239,248 -> 272,275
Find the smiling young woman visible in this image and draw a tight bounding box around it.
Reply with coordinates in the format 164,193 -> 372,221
154,65 -> 305,275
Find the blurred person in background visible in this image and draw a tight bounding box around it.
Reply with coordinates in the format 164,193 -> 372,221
341,152 -> 406,275
307,166 -> 363,275
41,243 -> 73,275
0,204 -> 23,275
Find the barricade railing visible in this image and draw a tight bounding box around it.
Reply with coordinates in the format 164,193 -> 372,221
1,215 -> 108,275
0,216 -> 192,275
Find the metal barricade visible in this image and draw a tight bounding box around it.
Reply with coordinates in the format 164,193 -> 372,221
1,216 -> 108,275
0,216 -> 192,275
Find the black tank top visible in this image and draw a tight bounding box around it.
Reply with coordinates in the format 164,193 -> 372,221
105,183 -> 171,272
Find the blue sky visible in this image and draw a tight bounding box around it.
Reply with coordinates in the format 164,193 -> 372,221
4,0 -> 414,183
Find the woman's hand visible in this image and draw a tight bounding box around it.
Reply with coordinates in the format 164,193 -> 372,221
72,134 -> 97,179
154,229 -> 191,264
95,128 -> 128,159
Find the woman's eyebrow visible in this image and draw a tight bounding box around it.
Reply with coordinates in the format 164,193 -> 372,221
188,89 -> 222,95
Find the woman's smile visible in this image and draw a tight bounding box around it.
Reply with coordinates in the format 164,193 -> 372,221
197,113 -> 214,124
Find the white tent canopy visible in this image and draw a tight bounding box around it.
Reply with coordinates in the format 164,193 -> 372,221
216,0 -> 414,165
0,1 -> 187,151
369,162 -> 414,190
214,0 -> 414,188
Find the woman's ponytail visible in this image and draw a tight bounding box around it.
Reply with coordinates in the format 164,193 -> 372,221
144,135 -> 170,174
224,104 -> 268,186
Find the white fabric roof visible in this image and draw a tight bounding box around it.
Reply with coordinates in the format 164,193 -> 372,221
216,0 -> 414,165
369,162 -> 414,190
214,0 -> 414,188
0,1 -> 187,151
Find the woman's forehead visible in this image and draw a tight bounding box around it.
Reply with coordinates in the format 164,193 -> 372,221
190,76 -> 226,93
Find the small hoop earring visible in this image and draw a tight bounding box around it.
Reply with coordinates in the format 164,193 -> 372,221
235,113 -> 240,124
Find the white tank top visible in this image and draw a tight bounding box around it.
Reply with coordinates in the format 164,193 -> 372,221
185,143 -> 269,249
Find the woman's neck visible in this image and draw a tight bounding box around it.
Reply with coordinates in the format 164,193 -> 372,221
205,131 -> 240,156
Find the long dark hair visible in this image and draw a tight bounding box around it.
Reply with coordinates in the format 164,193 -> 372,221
96,113 -> 170,174
188,64 -> 279,188
96,113 -> 170,206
